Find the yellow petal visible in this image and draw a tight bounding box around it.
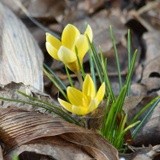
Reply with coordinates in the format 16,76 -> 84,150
66,61 -> 79,73
67,87 -> 84,106
45,42 -> 59,60
88,99 -> 99,113
58,98 -> 73,113
95,82 -> 105,104
74,35 -> 88,60
46,33 -> 61,50
72,105 -> 88,116
62,24 -> 80,49
84,24 -> 93,42
58,46 -> 77,64
83,74 -> 96,98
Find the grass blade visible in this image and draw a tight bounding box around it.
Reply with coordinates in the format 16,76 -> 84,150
43,65 -> 68,100
89,41 -> 103,83
109,25 -> 122,90
127,29 -> 132,95
132,97 -> 160,138
17,91 -> 80,124
100,51 -> 115,101
65,65 -> 73,87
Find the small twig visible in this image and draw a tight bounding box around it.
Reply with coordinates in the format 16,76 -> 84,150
129,1 -> 160,32
137,1 -> 160,15
131,11 -> 154,32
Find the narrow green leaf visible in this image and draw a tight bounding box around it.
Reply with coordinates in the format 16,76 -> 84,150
65,65 -> 74,87
127,29 -> 132,95
89,50 -> 97,91
43,66 -> 68,100
125,50 -> 137,90
132,98 -> 160,138
88,41 -> 103,83
75,47 -> 85,78
101,53 -> 115,101
109,25 -> 122,90
43,64 -> 66,90
131,96 -> 160,123
17,91 -> 80,124
127,29 -> 131,71
124,120 -> 140,133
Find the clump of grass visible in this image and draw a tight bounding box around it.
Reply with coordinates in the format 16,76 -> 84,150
88,26 -> 160,150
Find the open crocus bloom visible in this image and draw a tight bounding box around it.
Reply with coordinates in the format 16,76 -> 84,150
46,24 -> 93,72
58,74 -> 105,116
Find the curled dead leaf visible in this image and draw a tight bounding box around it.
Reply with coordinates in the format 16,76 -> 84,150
0,108 -> 119,160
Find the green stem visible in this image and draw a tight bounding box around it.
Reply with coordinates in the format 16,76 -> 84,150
75,47 -> 85,78
89,51 -> 96,91
76,72 -> 83,89
43,68 -> 67,100
65,65 -> 73,87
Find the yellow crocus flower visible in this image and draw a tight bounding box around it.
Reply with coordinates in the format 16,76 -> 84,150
58,74 -> 105,116
46,24 -> 93,72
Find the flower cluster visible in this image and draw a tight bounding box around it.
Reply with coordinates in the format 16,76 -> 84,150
46,24 -> 105,116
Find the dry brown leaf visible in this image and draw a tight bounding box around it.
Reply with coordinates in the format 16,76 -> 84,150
1,0 -> 65,22
124,96 -> 146,115
0,2 -> 44,91
0,108 -> 119,160
141,31 -> 160,93
143,31 -> 160,63
76,0 -> 105,14
131,83 -> 147,96
27,0 -> 65,22
12,137 -> 92,160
